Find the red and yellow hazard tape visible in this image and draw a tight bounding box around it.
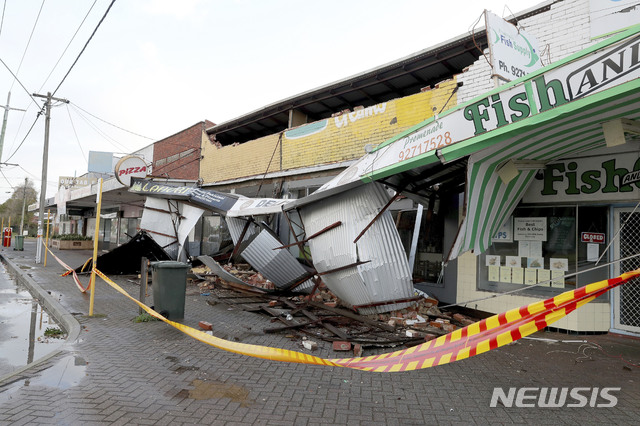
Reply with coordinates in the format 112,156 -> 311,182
45,241 -> 640,371
95,269 -> 640,372
45,245 -> 92,293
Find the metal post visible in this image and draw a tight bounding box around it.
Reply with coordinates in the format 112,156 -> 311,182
0,92 -> 26,162
89,178 -> 103,316
33,92 -> 68,263
44,209 -> 51,267
20,177 -> 27,236
140,257 -> 148,314
35,93 -> 51,264
408,204 -> 424,273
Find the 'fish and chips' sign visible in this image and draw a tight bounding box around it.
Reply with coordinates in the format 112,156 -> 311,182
320,28 -> 640,190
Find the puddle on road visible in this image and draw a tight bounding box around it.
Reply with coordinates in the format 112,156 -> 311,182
174,379 -> 253,406
26,355 -> 88,389
0,264 -> 65,373
0,355 -> 87,403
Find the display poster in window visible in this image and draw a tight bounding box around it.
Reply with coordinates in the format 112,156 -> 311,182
529,241 -> 543,257
488,265 -> 500,282
527,256 -> 544,269
587,243 -> 599,262
537,269 -> 551,285
550,258 -> 569,271
492,216 -> 513,243
547,217 -> 576,252
518,241 -> 530,257
514,217 -> 547,241
506,256 -> 521,268
486,255 -> 501,267
552,270 -> 565,288
525,268 -> 537,285
500,266 -> 512,283
511,267 -> 524,284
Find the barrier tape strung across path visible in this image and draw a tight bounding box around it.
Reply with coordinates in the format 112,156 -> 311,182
43,241 -> 640,371
94,269 -> 640,372
44,244 -> 92,293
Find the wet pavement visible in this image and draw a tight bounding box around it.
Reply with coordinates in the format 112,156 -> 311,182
0,261 -> 64,377
0,240 -> 639,425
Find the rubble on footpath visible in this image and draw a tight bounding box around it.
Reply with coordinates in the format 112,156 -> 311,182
191,261 -> 480,357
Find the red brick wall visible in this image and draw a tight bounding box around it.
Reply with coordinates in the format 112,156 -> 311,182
152,121 -> 213,180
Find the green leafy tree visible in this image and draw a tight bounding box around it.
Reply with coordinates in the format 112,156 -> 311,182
0,179 -> 38,236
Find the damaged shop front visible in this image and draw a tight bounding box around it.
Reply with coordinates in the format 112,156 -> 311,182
128,25 -> 640,335
128,178 -> 441,315
342,25 -> 640,335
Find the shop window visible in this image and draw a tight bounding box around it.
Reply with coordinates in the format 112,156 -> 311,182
478,205 -> 609,300
201,215 -> 232,255
394,198 -> 445,285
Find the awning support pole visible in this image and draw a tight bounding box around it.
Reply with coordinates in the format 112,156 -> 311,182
353,193 -> 400,244
408,203 -> 424,272
281,209 -> 322,292
230,217 -> 253,263
351,295 -> 422,312
317,260 -> 371,276
273,220 -> 342,250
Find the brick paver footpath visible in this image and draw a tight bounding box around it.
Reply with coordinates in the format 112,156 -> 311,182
1,240 -> 639,425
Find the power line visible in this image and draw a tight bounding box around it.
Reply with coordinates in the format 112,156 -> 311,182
70,102 -> 155,140
3,114 -> 41,163
10,0 -> 46,92
52,0 -> 117,96
18,164 -> 57,186
0,167 -> 13,190
65,104 -> 88,164
68,104 -> 130,152
0,56 -> 42,109
38,0 -> 98,92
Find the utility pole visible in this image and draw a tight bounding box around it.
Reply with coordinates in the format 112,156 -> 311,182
20,177 -> 27,236
0,92 -> 26,162
33,92 -> 69,263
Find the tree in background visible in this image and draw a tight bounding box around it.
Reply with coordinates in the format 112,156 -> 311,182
0,179 -> 38,236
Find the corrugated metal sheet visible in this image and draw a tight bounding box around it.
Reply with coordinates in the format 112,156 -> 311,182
226,217 -> 314,292
299,182 -> 414,315
140,197 -> 179,259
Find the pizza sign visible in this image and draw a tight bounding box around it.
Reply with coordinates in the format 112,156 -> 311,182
115,156 -> 148,186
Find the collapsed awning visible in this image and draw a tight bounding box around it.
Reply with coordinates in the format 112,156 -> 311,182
129,178 -> 290,217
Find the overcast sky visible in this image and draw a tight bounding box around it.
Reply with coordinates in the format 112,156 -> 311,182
0,0 -> 545,204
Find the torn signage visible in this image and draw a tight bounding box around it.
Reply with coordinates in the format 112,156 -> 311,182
130,178 -> 236,213
129,178 -> 290,217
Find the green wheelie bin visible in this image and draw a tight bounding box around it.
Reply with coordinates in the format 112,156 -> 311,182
150,261 -> 190,319
13,235 -> 24,251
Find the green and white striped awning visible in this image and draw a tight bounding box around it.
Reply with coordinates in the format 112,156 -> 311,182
448,78 -> 640,259
445,32 -> 640,259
